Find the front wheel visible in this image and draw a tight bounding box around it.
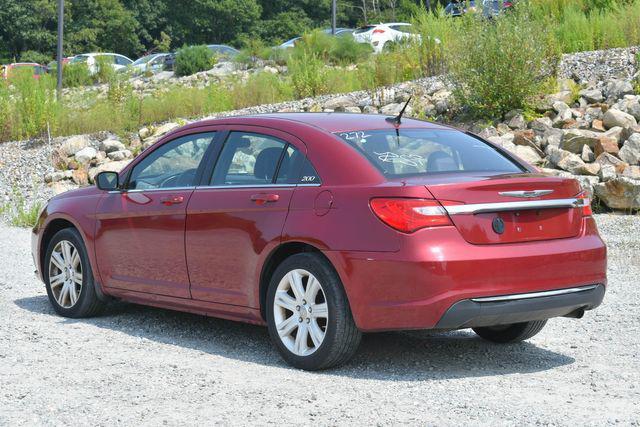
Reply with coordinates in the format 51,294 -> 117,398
266,253 -> 361,370
44,228 -> 105,318
473,320 -> 547,344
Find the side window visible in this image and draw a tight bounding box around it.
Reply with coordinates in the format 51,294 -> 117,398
211,132 -> 287,186
115,55 -> 129,65
276,145 -> 321,185
128,132 -> 215,190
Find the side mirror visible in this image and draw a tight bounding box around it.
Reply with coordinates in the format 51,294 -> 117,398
96,171 -> 119,191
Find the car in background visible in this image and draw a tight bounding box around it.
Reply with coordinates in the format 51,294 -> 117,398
1,62 -> 48,80
352,23 -> 420,53
207,45 -> 240,59
129,53 -> 173,75
278,28 -> 355,49
46,57 -> 74,73
444,0 -> 514,17
69,53 -> 133,74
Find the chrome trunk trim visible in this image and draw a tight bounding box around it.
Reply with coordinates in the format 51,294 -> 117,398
444,198 -> 586,215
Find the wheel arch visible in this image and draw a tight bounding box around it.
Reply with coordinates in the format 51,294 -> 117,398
39,218 -> 78,275
258,241 -> 346,321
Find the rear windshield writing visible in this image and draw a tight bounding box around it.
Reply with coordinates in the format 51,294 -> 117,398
335,129 -> 523,177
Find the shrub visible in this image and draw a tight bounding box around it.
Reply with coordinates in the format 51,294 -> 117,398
448,8 -> 557,119
287,49 -> 329,98
19,50 -> 51,66
6,188 -> 43,228
63,63 -> 93,88
230,72 -> 294,108
94,55 -> 117,84
175,45 -> 214,77
10,69 -> 59,140
329,35 -> 373,64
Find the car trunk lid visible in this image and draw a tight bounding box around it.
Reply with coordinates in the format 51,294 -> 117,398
407,173 -> 585,244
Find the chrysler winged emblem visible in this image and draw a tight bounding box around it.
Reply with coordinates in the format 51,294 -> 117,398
498,190 -> 554,198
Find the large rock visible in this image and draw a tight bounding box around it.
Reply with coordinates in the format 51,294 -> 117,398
560,129 -> 601,153
107,149 -> 133,161
380,103 -> 413,116
99,139 -> 126,153
512,145 -> 543,165
323,95 -> 357,111
152,122 -> 180,138
60,135 -> 90,157
579,88 -> 604,104
619,133 -> 640,165
594,137 -> 620,157
622,165 -> 640,180
603,108 -> 637,129
594,177 -> 640,209
74,146 -> 98,164
596,152 -> 628,173
603,79 -> 634,101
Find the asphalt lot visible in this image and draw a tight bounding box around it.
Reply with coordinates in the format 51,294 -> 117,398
1,214 -> 639,425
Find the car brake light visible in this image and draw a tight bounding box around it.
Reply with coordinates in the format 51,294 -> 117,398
370,198 -> 452,233
372,29 -> 386,34
576,192 -> 593,216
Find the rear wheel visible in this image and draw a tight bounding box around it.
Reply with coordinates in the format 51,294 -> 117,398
44,228 -> 104,318
473,320 -> 547,343
266,253 -> 361,370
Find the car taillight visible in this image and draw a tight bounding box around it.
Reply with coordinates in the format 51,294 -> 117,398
370,198 -> 452,233
576,192 -> 593,216
372,29 -> 386,34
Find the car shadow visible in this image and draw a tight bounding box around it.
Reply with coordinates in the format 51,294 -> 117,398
15,295 -> 574,380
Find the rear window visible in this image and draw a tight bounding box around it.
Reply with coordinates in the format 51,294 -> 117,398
335,129 -> 523,177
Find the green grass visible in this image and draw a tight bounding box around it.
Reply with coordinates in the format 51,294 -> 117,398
3,189 -> 43,228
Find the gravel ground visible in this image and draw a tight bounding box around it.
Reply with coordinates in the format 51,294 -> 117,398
1,214 -> 639,426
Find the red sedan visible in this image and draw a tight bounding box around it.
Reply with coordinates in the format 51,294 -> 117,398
32,113 -> 607,370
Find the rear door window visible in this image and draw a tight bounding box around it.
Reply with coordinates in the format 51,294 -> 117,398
211,132 -> 287,186
275,145 -> 321,185
335,129 -> 524,177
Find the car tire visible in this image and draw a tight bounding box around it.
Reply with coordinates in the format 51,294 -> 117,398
44,228 -> 104,318
266,253 -> 361,370
472,320 -> 547,344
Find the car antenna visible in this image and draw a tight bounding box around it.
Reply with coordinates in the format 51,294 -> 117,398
385,96 -> 412,126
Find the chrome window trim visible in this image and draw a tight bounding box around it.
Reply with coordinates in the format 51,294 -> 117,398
106,183 -> 322,194
444,198 -> 586,215
470,285 -> 598,303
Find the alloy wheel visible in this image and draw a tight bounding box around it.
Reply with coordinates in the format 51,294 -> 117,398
272,269 -> 328,357
48,240 -> 83,309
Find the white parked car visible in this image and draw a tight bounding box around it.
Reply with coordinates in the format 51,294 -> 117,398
69,53 -> 133,74
352,23 -> 420,53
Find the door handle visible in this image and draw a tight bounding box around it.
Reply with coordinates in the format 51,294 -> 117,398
160,195 -> 185,206
250,193 -> 279,205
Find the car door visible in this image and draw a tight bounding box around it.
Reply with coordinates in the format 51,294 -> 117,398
94,131 -> 217,298
185,127 -> 311,307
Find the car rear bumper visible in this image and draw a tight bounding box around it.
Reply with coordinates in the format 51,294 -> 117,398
325,217 -> 607,332
434,284 -> 605,329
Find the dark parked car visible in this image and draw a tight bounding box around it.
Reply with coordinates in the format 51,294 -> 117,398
32,113 -> 606,370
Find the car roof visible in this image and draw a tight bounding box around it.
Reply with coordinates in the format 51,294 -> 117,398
182,112 -> 454,134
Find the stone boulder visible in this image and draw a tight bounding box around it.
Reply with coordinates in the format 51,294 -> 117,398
579,88 -> 604,104
323,95 -> 357,111
100,139 -> 126,154
107,150 -> 133,161
603,108 -> 637,129
74,146 -> 98,164
560,129 -> 601,154
60,135 -> 90,157
619,133 -> 640,165
594,177 -> 640,209
593,137 -> 620,157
